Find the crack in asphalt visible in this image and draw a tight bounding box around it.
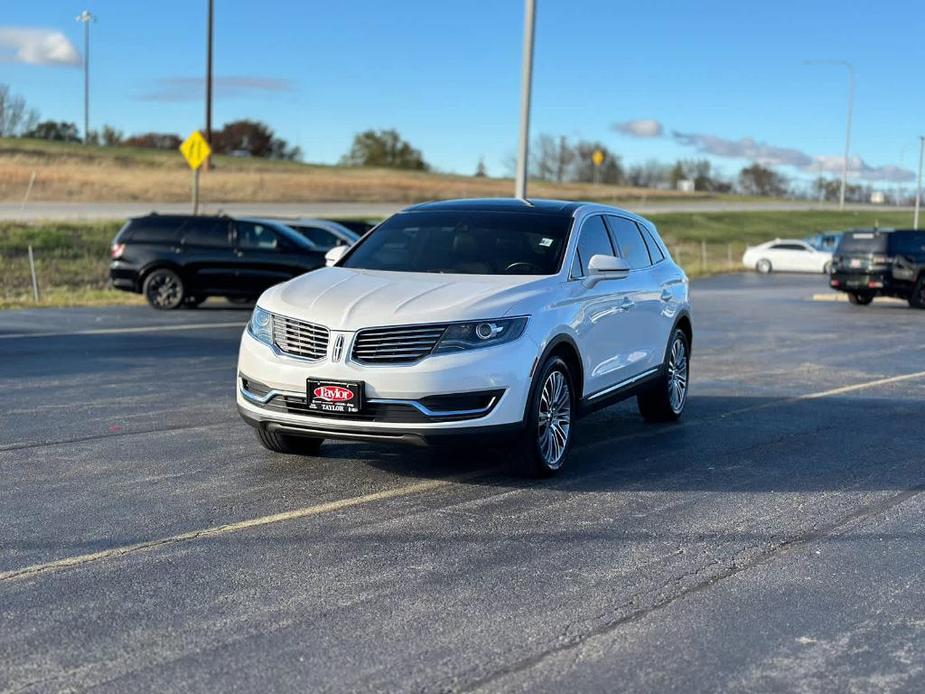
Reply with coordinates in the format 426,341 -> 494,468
459,480 -> 925,692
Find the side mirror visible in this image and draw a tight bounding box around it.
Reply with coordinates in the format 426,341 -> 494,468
584,254 -> 630,287
325,245 -> 348,267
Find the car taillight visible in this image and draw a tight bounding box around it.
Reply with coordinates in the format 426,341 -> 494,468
831,279 -> 840,287
111,243 -> 125,259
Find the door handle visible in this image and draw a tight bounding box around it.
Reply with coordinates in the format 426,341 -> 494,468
660,288 -> 672,302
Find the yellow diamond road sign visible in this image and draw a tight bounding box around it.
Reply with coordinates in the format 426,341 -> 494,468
592,149 -> 605,167
180,131 -> 212,170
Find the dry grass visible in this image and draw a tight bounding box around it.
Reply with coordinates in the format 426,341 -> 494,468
0,137 -> 713,204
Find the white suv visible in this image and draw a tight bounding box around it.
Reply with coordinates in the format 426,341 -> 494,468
237,199 -> 692,476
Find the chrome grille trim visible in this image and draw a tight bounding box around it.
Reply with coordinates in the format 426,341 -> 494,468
271,314 -> 329,360
351,324 -> 447,364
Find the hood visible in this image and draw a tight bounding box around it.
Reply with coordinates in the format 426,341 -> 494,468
261,267 -> 555,331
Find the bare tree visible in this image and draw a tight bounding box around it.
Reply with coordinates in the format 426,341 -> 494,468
0,84 -> 40,137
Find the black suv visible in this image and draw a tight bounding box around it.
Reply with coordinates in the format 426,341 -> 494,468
830,229 -> 925,307
110,214 -> 326,309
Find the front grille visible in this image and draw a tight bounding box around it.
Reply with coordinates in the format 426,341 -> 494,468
272,314 -> 329,360
351,325 -> 446,364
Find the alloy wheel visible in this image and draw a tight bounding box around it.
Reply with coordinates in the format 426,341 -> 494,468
667,336 -> 689,413
537,370 -> 571,468
147,272 -> 182,309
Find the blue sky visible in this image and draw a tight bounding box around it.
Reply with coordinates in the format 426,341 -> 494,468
2,0 -> 923,187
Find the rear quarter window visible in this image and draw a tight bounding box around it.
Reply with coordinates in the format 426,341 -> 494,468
889,232 -> 925,256
122,218 -> 182,244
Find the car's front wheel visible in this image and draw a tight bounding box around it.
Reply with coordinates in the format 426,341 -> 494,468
510,355 -> 575,477
256,428 -> 324,455
638,328 -> 690,422
756,259 -> 772,274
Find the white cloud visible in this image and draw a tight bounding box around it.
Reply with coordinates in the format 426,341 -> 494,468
0,27 -> 81,66
672,132 -> 813,168
806,155 -> 915,183
139,76 -> 296,102
613,119 -> 664,138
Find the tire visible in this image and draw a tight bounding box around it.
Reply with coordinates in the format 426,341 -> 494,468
909,276 -> 925,309
142,268 -> 185,310
823,261 -> 833,274
508,356 -> 576,477
848,293 -> 874,306
638,328 -> 690,423
756,259 -> 772,274
256,427 -> 324,455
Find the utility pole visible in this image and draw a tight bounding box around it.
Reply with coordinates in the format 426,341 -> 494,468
803,60 -> 854,210
205,0 -> 214,169
915,136 -> 924,229
76,10 -> 95,144
514,0 -> 536,200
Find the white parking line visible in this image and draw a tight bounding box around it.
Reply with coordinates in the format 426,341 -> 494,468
0,322 -> 246,340
3,369 -> 924,584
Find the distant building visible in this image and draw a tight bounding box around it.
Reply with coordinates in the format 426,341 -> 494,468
677,179 -> 695,193
870,191 -> 885,204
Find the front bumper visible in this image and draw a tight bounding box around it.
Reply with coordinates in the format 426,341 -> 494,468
236,328 -> 538,440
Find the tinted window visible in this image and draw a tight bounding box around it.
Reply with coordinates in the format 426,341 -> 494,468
237,222 -> 281,250
181,219 -> 230,248
889,231 -> 925,256
342,211 -> 571,275
573,216 -> 614,277
640,225 -> 665,262
607,216 -> 652,269
295,225 -> 341,249
771,243 -> 809,251
125,218 -> 181,244
836,232 -> 889,254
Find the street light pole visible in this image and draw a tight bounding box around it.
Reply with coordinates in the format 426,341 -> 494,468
205,0 -> 214,169
514,0 -> 536,200
804,60 -> 854,210
76,10 -> 95,144
914,136 -> 924,229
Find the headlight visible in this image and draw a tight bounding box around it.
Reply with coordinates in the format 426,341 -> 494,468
248,306 -> 273,346
433,317 -> 528,354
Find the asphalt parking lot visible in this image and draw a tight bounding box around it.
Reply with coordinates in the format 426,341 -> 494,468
1,273 -> 924,692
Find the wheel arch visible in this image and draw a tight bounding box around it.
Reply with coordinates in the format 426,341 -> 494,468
139,261 -> 188,287
534,333 -> 585,401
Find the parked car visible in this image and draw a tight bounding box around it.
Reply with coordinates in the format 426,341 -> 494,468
110,214 -> 327,309
830,229 -> 925,307
280,218 -> 361,252
236,198 -> 692,477
804,231 -> 844,252
742,239 -> 833,274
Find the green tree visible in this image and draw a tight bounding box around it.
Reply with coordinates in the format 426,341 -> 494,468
23,121 -> 80,142
738,164 -> 788,197
340,129 -> 428,170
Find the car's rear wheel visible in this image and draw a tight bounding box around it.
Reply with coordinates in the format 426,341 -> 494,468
756,259 -> 772,274
823,261 -> 833,274
256,427 -> 324,455
142,268 -> 185,310
638,329 -> 690,422
848,292 -> 874,306
909,276 -> 925,309
509,356 -> 575,477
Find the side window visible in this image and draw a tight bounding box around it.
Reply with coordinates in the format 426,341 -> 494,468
572,216 -> 614,278
298,226 -> 340,249
607,216 -> 652,269
771,243 -> 808,251
180,219 -> 231,248
125,218 -> 181,244
237,222 -> 281,250
890,232 -> 925,256
640,225 -> 665,263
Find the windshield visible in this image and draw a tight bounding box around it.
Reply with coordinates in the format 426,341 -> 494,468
341,210 -> 572,275
836,231 -> 889,255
